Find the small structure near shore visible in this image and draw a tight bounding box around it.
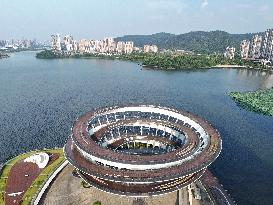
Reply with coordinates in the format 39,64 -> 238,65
24,153 -> 49,169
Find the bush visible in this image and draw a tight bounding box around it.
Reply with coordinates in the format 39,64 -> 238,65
81,180 -> 91,188
93,201 -> 102,205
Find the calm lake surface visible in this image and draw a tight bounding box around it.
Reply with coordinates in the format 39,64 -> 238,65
0,51 -> 273,205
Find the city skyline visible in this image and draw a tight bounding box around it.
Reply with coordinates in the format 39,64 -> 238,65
1,0 -> 273,41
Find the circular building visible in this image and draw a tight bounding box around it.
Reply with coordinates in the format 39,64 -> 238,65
64,105 -> 222,196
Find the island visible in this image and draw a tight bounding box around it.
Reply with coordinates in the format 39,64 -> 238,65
229,88 -> 273,116
36,50 -> 269,71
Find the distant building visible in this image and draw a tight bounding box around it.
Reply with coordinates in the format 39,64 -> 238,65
240,40 -> 250,59
124,41 -> 134,54
150,45 -> 158,53
104,37 -> 114,46
93,40 -> 103,53
78,39 -> 85,53
78,39 -> 92,53
250,35 -> 263,59
63,35 -> 74,52
116,41 -> 125,53
51,34 -> 61,51
133,47 -> 141,52
143,45 -> 150,53
102,37 -> 114,53
262,29 -> 273,63
72,40 -> 78,52
109,41 -> 117,53
224,47 -> 236,59
240,28 -> 273,64
0,39 -> 42,49
143,45 -> 158,53
49,34 -> 159,55
174,49 -> 194,55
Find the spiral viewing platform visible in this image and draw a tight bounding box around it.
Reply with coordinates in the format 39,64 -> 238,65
64,105 -> 222,197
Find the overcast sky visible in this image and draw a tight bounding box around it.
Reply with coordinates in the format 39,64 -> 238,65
1,0 -> 273,41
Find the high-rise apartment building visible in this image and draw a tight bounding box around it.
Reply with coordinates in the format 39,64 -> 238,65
51,34 -> 61,51
50,34 -> 159,55
78,39 -> 92,53
124,41 -> 134,54
262,29 -> 273,63
150,45 -> 158,53
116,41 -> 125,53
144,45 -> 159,53
63,35 -> 74,52
224,47 -> 236,59
250,35 -> 263,59
72,40 -> 78,52
240,40 -> 250,59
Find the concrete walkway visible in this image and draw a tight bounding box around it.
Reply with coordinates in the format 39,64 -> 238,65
41,165 -> 178,205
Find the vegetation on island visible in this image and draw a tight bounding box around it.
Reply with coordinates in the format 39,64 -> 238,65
36,50 -> 63,59
36,50 -> 265,70
229,89 -> 273,116
139,53 -> 260,70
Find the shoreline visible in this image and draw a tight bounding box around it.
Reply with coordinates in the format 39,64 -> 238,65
212,64 -> 247,68
142,64 -> 273,73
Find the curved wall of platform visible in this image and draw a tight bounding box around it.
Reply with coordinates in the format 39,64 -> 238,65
64,105 -> 222,196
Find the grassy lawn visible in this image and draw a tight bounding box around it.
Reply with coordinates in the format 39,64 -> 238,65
0,148 -> 65,204
229,89 -> 273,116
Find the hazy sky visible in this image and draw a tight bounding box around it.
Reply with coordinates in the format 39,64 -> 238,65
1,0 -> 273,41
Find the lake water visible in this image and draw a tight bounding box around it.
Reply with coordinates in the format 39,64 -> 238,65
0,51 -> 272,205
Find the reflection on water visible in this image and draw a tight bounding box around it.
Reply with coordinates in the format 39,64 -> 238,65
236,69 -> 273,88
0,52 -> 272,205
